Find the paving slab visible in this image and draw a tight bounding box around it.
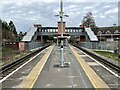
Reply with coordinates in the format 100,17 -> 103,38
33,45 -> 93,88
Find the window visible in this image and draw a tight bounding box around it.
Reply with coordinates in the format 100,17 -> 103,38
56,29 -> 58,32
50,29 -> 52,32
48,29 -> 50,32
44,30 -> 46,32
53,29 -> 55,32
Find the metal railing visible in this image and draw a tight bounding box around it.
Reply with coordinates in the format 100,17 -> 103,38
80,41 -> 118,52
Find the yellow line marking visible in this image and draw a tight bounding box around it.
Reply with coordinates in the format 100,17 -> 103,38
17,44 -> 55,88
69,45 -> 109,89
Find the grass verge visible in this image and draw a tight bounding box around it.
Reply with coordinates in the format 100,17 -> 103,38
94,51 -> 120,62
1,47 -> 30,66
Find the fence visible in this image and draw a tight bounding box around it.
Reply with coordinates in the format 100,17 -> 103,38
25,42 -> 44,51
80,41 -> 118,52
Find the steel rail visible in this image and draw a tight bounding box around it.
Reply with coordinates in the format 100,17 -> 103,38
0,44 -> 51,74
72,44 -> 120,73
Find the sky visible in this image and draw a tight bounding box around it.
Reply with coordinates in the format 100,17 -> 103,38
1,0 -> 120,33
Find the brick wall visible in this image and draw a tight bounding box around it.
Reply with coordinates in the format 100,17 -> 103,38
58,22 -> 66,34
5,42 -> 19,49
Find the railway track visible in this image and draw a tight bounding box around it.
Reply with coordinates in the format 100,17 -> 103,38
73,44 -> 120,75
0,44 -> 51,78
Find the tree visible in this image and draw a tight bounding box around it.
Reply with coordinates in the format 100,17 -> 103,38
0,19 -> 2,28
9,21 -> 17,35
2,20 -> 16,42
24,32 -> 27,36
113,23 -> 117,27
0,19 -> 2,46
82,12 -> 96,28
19,31 -> 23,41
2,21 -> 10,30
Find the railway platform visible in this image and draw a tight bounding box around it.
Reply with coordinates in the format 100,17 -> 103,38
17,44 -> 109,89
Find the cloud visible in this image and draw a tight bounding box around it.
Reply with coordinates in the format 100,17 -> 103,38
104,8 -> 118,15
104,5 -> 110,8
28,11 -> 34,14
84,6 -> 94,10
92,10 -> 98,14
1,1 -> 118,32
68,5 -> 77,8
100,15 -> 106,18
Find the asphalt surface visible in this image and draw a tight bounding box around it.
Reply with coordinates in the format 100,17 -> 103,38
33,46 -> 93,88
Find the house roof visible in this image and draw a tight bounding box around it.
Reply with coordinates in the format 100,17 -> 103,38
92,26 -> 120,35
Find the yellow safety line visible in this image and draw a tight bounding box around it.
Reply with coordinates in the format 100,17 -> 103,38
18,44 -> 55,88
69,45 -> 109,89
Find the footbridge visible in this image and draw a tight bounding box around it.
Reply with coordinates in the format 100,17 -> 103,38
22,26 -> 98,41
38,27 -> 84,36
20,25 -> 98,51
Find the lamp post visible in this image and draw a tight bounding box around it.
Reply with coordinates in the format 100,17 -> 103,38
55,0 -> 69,67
